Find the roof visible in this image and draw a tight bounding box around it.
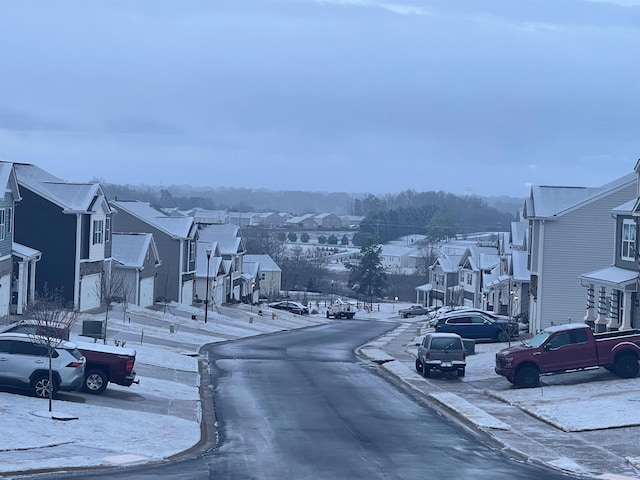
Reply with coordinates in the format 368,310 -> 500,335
579,265 -> 637,290
510,221 -> 528,249
0,162 -> 21,202
526,172 -> 636,219
244,254 -> 281,272
111,233 -> 157,269
110,200 -> 195,239
512,250 -> 530,282
14,163 -> 109,214
199,224 -> 244,255
12,242 -> 40,260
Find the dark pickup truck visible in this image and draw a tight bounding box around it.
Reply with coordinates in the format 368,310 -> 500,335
495,323 -> 640,388
0,320 -> 137,394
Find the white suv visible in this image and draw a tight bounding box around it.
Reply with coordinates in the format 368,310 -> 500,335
0,333 -> 86,398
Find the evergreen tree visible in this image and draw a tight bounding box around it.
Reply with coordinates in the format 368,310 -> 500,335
346,242 -> 387,308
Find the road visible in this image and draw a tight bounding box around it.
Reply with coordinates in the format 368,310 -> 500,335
23,320 -> 578,480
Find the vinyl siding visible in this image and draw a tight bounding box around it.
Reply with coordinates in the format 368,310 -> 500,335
534,184 -> 636,330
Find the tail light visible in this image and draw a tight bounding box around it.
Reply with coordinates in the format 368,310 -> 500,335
424,352 -> 430,360
126,358 -> 135,372
66,361 -> 84,368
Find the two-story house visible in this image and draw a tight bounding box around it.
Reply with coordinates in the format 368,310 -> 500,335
579,161 -> 640,332
524,173 -> 637,333
12,162 -> 111,312
195,240 -> 226,309
0,163 -> 27,317
110,200 -> 198,305
244,254 -> 281,299
199,224 -> 247,302
457,244 -> 501,309
110,232 -> 161,307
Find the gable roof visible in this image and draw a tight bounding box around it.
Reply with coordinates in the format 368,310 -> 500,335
13,162 -> 110,214
244,254 -> 281,272
111,233 -> 159,269
199,224 -> 245,255
526,173 -> 636,220
110,200 -> 195,239
0,162 -> 21,202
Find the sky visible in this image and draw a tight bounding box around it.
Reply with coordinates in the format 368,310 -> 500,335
0,0 -> 639,199
1,301 -> 639,477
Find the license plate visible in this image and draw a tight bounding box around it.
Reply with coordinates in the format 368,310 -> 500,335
442,362 -> 452,367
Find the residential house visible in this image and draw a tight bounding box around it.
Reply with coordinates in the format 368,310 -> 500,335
256,212 -> 285,228
524,172 -> 637,333
285,214 -> 317,229
314,213 -> 342,229
418,253 -> 462,307
241,258 -> 260,304
110,233 -> 161,308
13,162 -> 112,312
380,245 -> 419,273
579,161 -> 640,332
110,200 -> 198,305
227,211 -> 260,228
244,254 -> 282,299
0,163 -> 28,317
457,244 -> 501,309
194,240 -> 226,309
189,209 -> 227,225
341,215 -> 364,229
199,224 -> 247,302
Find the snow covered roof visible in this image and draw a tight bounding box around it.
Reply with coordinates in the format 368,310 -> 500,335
14,162 -> 109,214
199,224 -> 244,255
110,200 -> 195,239
579,265 -> 637,290
244,254 -> 281,272
512,250 -> 530,282
111,233 -> 158,269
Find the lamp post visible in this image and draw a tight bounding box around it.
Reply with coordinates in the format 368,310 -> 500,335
331,280 -> 334,304
393,296 -> 398,313
250,282 -> 255,312
204,245 -> 212,324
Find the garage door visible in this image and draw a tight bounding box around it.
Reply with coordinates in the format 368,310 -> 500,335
181,279 -> 194,306
139,276 -> 155,307
80,273 -> 101,312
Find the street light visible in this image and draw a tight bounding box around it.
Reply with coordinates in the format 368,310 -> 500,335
204,245 -> 212,324
393,296 -> 398,313
331,280 -> 334,304
250,282 -> 255,312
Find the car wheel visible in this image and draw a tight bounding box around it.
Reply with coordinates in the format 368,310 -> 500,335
326,311 -> 330,318
415,359 -> 422,373
83,369 -> 109,394
457,368 -> 465,377
614,354 -> 639,379
421,363 -> 430,378
497,331 -> 509,342
515,365 -> 540,388
32,374 -> 54,398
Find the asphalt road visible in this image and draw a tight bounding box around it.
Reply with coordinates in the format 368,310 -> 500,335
22,321 -> 578,480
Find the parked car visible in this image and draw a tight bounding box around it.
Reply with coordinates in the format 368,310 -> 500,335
268,301 -> 309,315
0,332 -> 86,398
0,320 -> 137,395
326,299 -> 356,319
415,332 -> 466,377
398,305 -> 430,318
495,323 -> 640,388
434,311 -> 519,342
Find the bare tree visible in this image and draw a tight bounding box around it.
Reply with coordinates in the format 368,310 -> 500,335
27,285 -> 80,412
96,267 -> 127,344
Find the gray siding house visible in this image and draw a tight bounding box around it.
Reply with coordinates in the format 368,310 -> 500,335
110,200 -> 198,305
525,173 -> 637,333
0,163 -> 24,317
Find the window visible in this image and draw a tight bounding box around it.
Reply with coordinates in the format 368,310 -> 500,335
105,216 -> 111,242
189,240 -> 196,265
5,207 -> 12,235
92,220 -> 104,245
0,209 -> 4,241
466,273 -> 473,285
621,219 -> 636,261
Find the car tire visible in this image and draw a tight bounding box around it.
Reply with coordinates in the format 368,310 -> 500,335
457,368 -> 465,377
614,354 -> 639,379
421,363 -> 430,378
83,369 -> 109,394
32,374 -> 54,398
497,331 -> 509,342
415,359 -> 423,373
515,365 -> 540,388
326,311 -> 330,318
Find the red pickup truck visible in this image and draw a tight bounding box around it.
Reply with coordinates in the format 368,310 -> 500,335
495,323 -> 640,388
0,320 -> 136,394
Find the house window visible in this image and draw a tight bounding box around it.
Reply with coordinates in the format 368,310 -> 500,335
621,219 -> 636,261
0,209 -> 5,241
189,240 -> 196,265
93,220 -> 104,245
105,217 -> 111,242
466,273 -> 473,286
5,207 -> 12,235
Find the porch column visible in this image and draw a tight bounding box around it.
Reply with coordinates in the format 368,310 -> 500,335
622,291 -> 633,330
16,260 -> 26,315
594,286 -> 608,333
583,283 -> 596,328
606,290 -> 620,331
29,259 -> 37,305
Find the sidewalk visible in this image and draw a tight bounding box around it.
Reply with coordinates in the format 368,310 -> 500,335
358,320 -> 640,479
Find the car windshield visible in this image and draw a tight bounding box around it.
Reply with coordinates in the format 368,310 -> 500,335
526,331 -> 551,348
430,338 -> 461,350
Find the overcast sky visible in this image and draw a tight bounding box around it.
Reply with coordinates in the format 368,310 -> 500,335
0,0 -> 638,199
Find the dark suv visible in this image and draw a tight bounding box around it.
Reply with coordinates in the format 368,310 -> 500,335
434,311 -> 519,342
415,332 -> 466,377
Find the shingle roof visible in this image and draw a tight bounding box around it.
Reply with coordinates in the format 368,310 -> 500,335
244,254 -> 281,272
110,200 -> 194,239
111,233 -> 156,269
